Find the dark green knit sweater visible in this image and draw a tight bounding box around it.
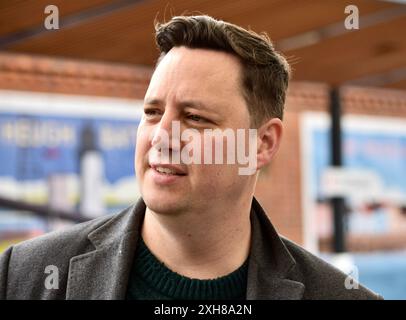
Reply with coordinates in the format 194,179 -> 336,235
126,237 -> 248,300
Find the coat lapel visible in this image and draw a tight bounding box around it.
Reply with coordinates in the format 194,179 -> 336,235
66,199 -> 146,300
246,198 -> 305,300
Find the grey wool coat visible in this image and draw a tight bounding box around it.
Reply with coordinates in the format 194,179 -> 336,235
0,197 -> 383,300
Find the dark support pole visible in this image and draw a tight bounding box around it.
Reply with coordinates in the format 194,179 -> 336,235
330,87 -> 346,253
0,196 -> 89,223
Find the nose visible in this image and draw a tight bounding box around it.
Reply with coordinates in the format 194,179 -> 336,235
150,110 -> 181,152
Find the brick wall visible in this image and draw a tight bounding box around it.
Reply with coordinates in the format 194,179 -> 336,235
254,82 -> 330,245
0,52 -> 152,98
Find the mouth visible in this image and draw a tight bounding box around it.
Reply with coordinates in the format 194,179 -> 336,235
148,164 -> 187,185
149,164 -> 187,176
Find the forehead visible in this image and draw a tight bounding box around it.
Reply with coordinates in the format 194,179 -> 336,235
146,46 -> 244,101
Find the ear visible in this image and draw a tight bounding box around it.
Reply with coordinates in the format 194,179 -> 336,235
256,118 -> 283,170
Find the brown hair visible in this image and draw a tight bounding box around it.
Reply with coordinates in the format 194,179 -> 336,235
154,15 -> 291,127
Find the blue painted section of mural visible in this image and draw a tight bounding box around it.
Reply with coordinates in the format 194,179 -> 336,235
0,112 -> 139,183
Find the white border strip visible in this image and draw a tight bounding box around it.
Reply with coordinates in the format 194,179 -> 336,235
0,90 -> 144,119
344,114 -> 406,134
300,112 -> 329,254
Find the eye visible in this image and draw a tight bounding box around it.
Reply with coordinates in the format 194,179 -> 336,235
186,113 -> 207,123
143,108 -> 161,118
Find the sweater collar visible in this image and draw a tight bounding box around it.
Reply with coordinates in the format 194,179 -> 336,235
128,236 -> 248,300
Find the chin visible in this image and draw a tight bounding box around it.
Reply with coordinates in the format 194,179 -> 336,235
142,191 -> 187,215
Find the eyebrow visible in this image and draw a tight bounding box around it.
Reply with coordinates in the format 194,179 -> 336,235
143,98 -> 162,106
144,98 -> 219,114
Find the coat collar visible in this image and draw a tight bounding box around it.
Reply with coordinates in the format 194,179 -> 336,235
246,198 -> 305,299
66,197 -> 304,299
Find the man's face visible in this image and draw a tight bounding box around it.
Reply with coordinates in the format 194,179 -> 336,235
135,46 -> 254,215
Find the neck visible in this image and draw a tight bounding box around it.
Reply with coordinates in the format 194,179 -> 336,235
141,195 -> 253,280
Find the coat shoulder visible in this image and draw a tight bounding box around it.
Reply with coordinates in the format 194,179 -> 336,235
11,214 -> 112,259
281,237 -> 383,300
10,204 -> 137,258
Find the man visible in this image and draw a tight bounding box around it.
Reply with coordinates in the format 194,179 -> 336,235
0,15 -> 382,300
